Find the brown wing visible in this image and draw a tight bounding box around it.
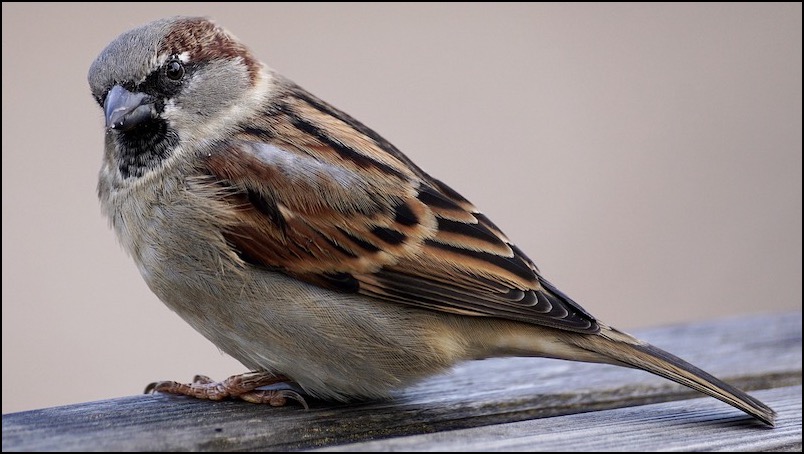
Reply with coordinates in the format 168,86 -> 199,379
201,80 -> 598,333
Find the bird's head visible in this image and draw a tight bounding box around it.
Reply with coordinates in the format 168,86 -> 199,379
88,16 -> 266,179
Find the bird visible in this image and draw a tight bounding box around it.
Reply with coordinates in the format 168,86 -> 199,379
88,16 -> 775,425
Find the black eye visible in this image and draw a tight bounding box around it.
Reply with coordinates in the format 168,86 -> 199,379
165,59 -> 185,81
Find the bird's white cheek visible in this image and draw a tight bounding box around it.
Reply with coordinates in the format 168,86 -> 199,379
163,69 -> 274,147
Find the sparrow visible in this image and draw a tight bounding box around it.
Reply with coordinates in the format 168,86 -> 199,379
88,16 -> 775,425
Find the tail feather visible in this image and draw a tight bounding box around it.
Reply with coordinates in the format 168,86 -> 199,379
571,325 -> 777,426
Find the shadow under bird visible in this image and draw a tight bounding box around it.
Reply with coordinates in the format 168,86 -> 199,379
88,16 -> 775,426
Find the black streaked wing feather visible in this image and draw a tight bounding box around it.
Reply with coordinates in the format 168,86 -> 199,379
204,80 -> 599,334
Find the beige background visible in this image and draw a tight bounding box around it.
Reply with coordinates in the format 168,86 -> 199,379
2,3 -> 801,414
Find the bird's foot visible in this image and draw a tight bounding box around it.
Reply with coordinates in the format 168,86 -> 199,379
145,371 -> 308,408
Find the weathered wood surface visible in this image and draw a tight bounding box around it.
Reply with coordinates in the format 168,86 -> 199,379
316,385 -> 802,452
2,312 -> 801,452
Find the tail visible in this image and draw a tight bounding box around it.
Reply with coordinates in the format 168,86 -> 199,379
569,324 -> 776,426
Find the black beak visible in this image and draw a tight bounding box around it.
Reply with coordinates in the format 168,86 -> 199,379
104,85 -> 155,131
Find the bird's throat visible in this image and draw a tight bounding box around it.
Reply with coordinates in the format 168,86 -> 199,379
114,119 -> 179,179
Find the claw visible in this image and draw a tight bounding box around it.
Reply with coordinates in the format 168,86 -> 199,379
193,375 -> 213,384
279,389 -> 310,410
144,381 -> 159,394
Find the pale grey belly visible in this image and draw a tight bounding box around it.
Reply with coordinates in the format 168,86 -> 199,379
143,257 -> 464,401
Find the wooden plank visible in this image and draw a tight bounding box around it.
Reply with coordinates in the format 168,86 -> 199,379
1,312 -> 801,452
315,385 -> 802,452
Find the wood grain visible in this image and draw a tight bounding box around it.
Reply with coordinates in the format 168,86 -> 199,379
316,386 -> 802,452
2,312 -> 800,452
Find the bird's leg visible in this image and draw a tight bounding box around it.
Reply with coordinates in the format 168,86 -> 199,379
145,371 -> 307,407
